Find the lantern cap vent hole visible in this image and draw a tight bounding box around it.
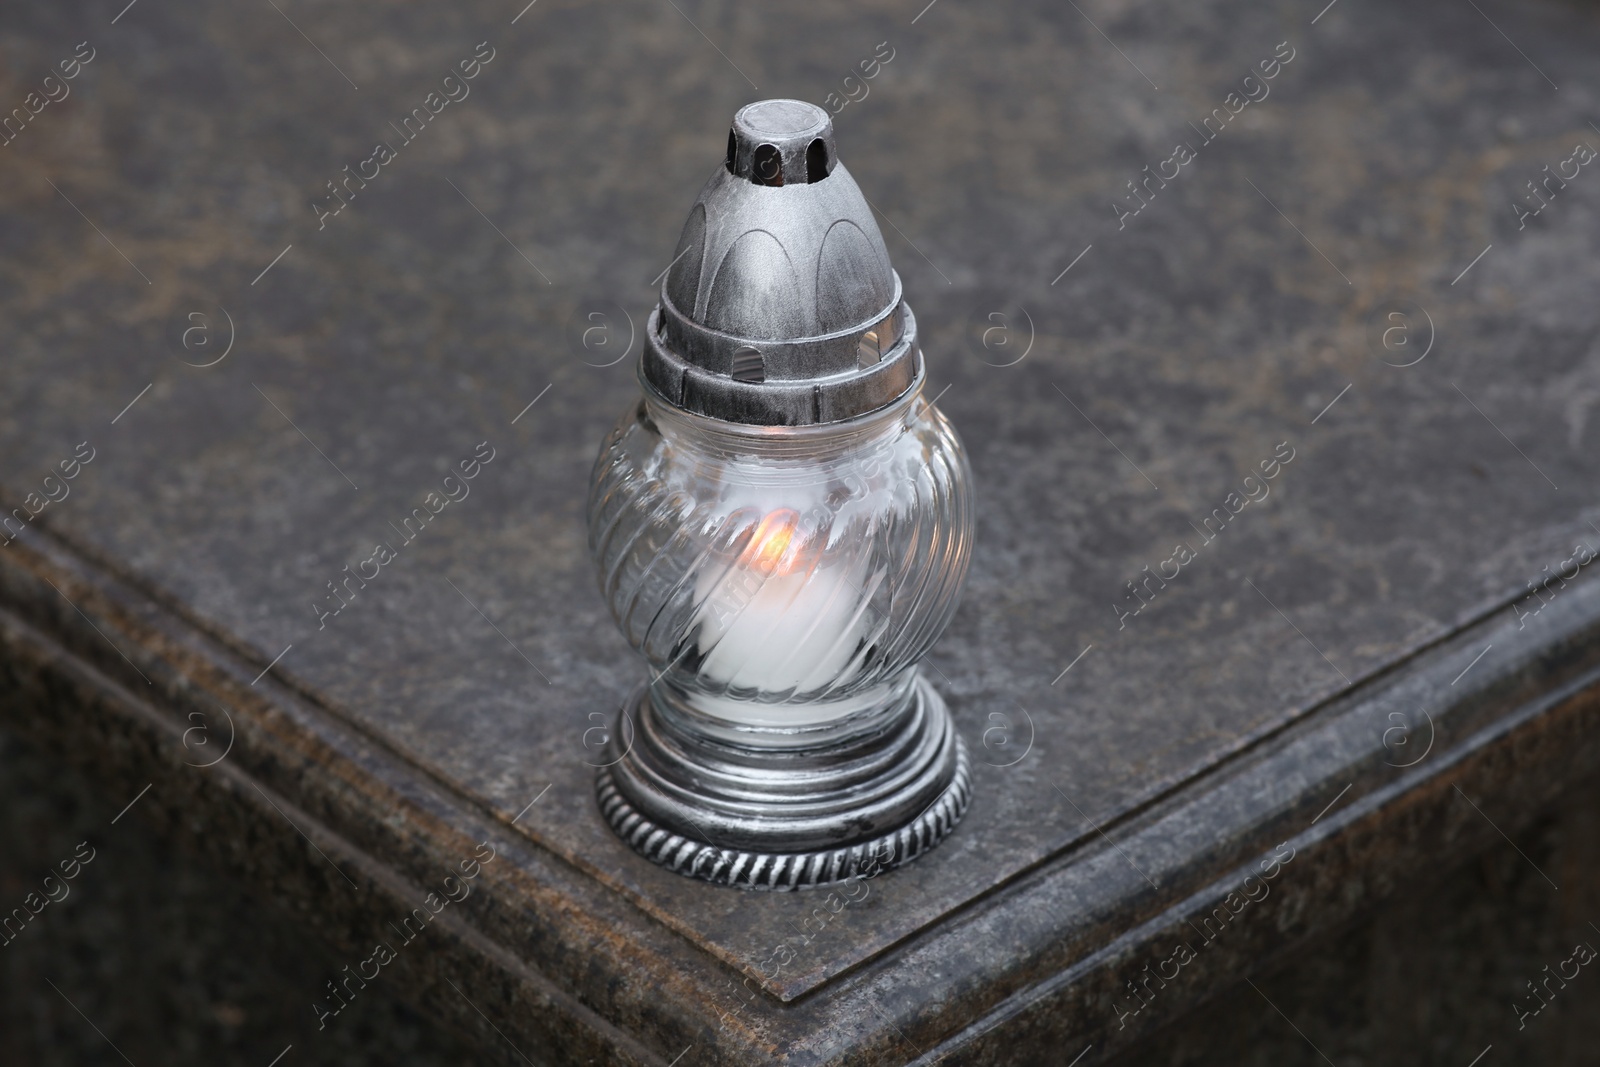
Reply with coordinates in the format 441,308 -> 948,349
725,100 -> 836,186
730,346 -> 765,383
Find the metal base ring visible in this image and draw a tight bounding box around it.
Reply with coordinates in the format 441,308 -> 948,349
595,678 -> 971,890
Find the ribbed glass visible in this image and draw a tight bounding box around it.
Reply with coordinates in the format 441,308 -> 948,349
587,380 -> 973,731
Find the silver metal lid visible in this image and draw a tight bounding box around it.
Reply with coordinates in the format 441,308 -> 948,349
641,99 -> 921,426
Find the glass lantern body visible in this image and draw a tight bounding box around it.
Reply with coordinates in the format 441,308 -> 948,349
588,377 -> 973,741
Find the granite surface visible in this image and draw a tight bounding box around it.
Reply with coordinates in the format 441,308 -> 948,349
3,0 -> 1600,1061
0,727 -> 476,1067
5,717 -> 1598,1067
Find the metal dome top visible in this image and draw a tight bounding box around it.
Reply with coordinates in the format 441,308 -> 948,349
641,99 -> 921,426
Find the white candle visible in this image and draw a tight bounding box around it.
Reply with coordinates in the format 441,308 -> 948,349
693,509 -> 878,697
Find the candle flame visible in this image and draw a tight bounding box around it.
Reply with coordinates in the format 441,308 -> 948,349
747,510 -> 799,574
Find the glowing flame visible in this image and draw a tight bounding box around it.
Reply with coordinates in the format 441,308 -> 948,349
746,509 -> 799,574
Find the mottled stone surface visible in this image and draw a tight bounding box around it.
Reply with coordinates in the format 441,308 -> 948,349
5,718 -> 1599,1067
2,0 -> 1600,1061
1107,782 -> 1600,1067
0,727 -> 475,1067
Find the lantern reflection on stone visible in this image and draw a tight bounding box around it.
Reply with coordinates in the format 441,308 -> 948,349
587,99 -> 974,889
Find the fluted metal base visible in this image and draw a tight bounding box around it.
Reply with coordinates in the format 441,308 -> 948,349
595,675 -> 970,890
